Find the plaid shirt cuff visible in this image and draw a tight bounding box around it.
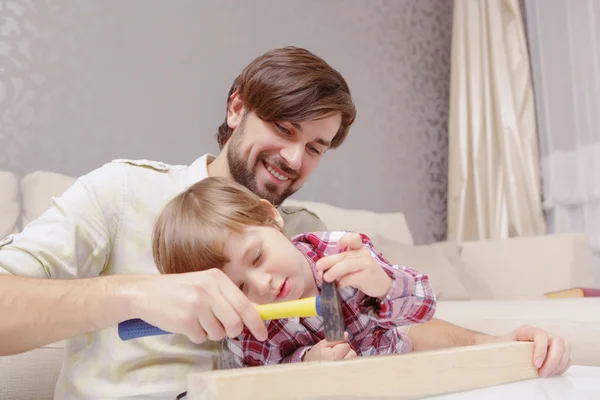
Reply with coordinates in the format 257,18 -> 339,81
281,345 -> 312,363
357,269 -> 397,319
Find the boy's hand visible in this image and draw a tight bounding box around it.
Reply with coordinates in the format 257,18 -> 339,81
315,232 -> 392,300
303,333 -> 357,362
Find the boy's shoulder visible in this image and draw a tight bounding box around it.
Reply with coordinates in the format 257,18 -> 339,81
290,231 -> 353,254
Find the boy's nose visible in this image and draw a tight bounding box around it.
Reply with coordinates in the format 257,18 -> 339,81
251,273 -> 272,297
280,144 -> 303,171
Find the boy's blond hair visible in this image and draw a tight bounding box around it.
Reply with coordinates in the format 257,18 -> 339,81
152,176 -> 280,275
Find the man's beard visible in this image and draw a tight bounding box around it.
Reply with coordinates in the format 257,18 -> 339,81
226,124 -> 300,206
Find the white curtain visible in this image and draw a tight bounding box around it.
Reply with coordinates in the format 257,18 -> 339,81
447,0 -> 547,242
524,0 -> 600,274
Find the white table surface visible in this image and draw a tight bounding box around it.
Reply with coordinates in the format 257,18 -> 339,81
423,365 -> 600,400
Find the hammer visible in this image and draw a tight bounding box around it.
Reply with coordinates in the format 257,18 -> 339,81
118,280 -> 345,342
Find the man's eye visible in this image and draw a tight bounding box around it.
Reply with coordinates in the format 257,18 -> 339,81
307,145 -> 321,155
239,282 -> 245,292
275,123 -> 291,135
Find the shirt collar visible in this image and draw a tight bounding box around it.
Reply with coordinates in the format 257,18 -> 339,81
185,153 -> 215,188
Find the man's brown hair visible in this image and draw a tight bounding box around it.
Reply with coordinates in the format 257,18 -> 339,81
152,176 -> 280,275
217,46 -> 356,149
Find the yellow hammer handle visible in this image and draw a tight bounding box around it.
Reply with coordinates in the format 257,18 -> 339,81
255,296 -> 319,320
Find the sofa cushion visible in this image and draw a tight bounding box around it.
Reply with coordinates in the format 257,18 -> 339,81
0,171 -> 19,238
21,171 -> 77,227
455,233 -> 596,299
373,237 -> 470,300
426,241 -> 495,300
283,199 -> 414,246
0,342 -> 64,400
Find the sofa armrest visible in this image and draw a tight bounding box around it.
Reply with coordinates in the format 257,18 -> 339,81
445,233 -> 596,299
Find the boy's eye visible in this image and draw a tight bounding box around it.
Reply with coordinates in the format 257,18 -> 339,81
253,249 -> 263,265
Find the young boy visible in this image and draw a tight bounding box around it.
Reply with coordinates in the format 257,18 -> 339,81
152,176 -> 436,367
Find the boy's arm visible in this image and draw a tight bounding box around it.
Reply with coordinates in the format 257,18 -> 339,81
281,346 -> 313,363
225,323 -> 315,366
225,336 -> 275,367
357,325 -> 414,356
356,235 -> 437,328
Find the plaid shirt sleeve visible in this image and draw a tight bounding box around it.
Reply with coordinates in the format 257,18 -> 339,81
223,231 -> 436,367
353,233 -> 437,328
301,232 -> 435,357
224,320 -> 317,367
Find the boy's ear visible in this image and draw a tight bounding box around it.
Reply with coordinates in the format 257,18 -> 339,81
260,199 -> 284,229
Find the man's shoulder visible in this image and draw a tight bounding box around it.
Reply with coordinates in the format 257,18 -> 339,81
278,204 -> 322,219
278,203 -> 328,238
77,158 -> 188,193
109,158 -> 187,173
75,158 -> 199,210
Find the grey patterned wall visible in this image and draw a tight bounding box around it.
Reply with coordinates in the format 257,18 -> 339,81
0,0 -> 453,244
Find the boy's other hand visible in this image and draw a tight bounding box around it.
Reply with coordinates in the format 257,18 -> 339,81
303,333 -> 357,362
315,232 -> 392,300
126,269 -> 268,344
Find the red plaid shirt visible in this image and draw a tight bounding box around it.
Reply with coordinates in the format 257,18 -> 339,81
225,231 -> 436,367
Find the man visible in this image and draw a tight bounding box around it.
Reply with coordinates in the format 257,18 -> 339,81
0,47 -> 570,399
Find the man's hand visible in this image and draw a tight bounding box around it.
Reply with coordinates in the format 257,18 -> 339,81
315,232 -> 392,300
480,324 -> 571,377
303,333 -> 357,362
127,269 -> 268,344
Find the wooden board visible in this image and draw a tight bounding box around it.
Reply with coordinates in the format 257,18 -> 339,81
187,341 -> 539,399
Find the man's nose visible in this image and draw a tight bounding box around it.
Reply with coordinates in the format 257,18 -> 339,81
279,144 -> 303,171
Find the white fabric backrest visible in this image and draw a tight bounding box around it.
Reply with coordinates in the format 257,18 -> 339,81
0,171 -> 19,238
20,171 -> 77,228
283,199 -> 414,246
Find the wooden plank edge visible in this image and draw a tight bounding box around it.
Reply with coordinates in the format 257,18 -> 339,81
187,341 -> 539,400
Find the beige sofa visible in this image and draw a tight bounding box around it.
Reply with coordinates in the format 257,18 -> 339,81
1,169 -> 600,399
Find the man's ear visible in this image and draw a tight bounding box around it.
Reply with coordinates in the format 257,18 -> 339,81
260,199 -> 284,229
227,90 -> 245,130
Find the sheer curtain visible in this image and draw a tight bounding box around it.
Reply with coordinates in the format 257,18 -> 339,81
524,0 -> 600,277
447,0 -> 547,242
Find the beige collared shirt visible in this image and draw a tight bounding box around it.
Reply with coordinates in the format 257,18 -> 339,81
0,155 -> 326,399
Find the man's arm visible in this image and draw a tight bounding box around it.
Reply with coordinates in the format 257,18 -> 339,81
0,164 -> 129,355
407,318 -> 491,351
0,164 -> 268,355
1,269 -> 269,356
408,318 -> 572,378
0,274 -> 138,355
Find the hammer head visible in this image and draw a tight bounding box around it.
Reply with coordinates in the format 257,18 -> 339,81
319,280 -> 345,342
